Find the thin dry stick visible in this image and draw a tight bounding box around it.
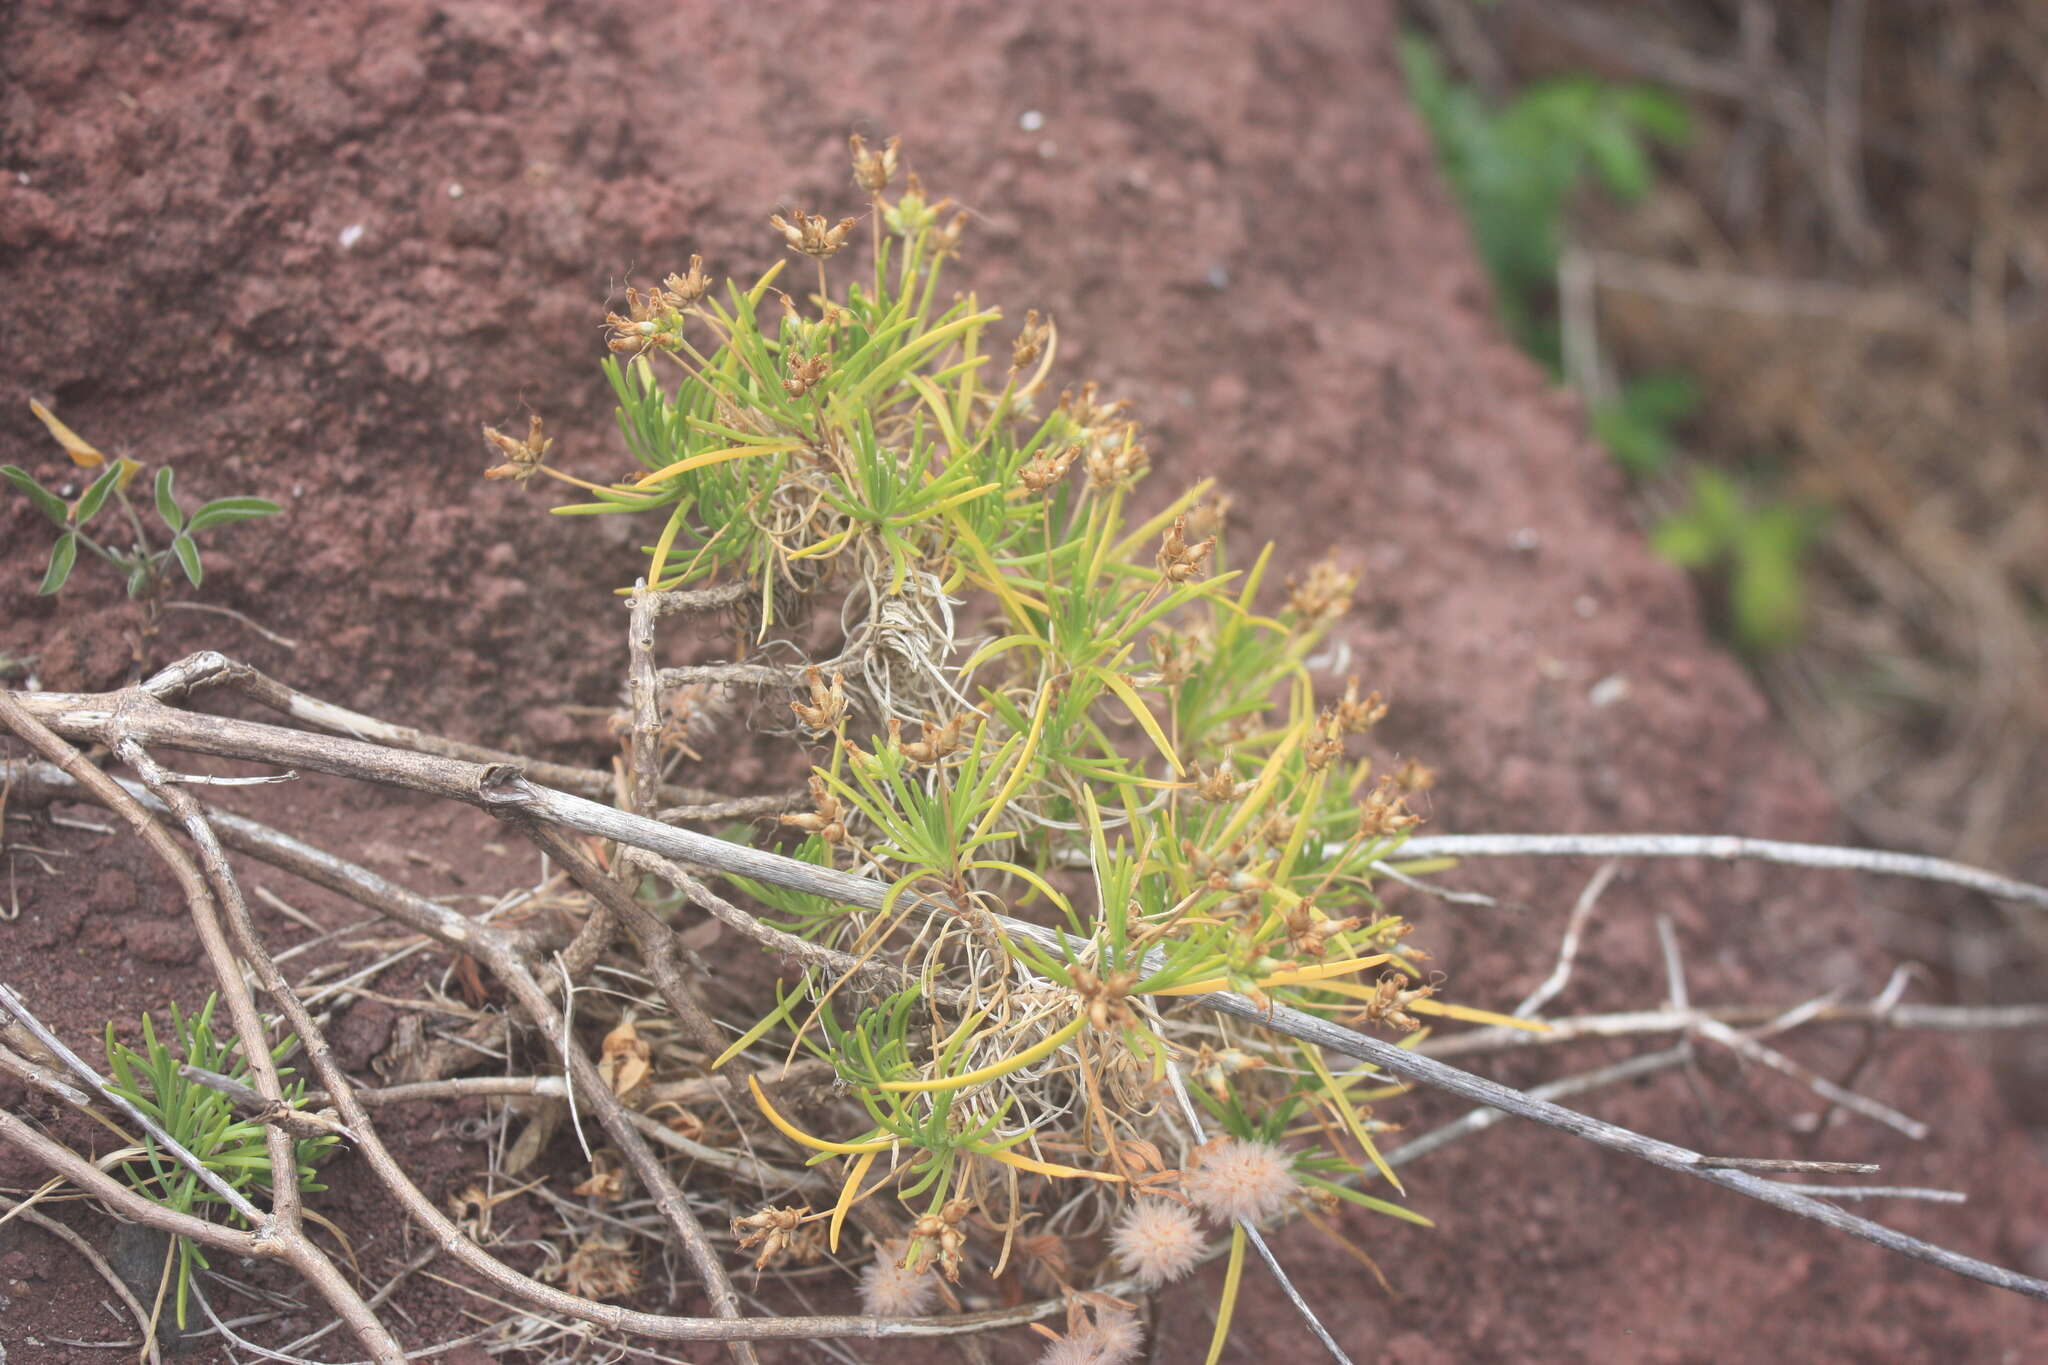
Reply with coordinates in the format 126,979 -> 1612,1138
12,683 -> 2048,1305
113,731 -> 324,1231
657,663 -> 796,692
1188,988 -> 2048,1301
136,650 -> 731,809
1779,1185 -> 1965,1203
1425,998 -> 2048,1058
0,775 -> 1073,1345
0,1192 -> 164,1365
517,819 -> 723,1054
176,1064 -> 360,1144
1513,860 -> 1618,1016
628,585 -> 667,818
0,1038 -> 94,1107
1385,832 -> 2048,911
1689,1015 -> 1930,1140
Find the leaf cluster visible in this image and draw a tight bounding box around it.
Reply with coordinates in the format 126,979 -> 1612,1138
102,995 -> 335,1328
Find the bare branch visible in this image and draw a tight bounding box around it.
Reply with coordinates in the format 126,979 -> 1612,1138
1386,832 -> 2048,911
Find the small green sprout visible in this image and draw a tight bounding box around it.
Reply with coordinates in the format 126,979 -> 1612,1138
102,995 -> 336,1329
4,399 -> 280,606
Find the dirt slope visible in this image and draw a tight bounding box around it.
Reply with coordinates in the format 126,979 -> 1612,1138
2,1 -> 2042,1360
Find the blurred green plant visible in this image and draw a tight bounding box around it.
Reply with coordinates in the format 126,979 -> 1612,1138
103,995 -> 336,1329
1398,32 -> 1688,369
1653,465 -> 1827,652
1402,33 -> 1822,652
1592,372 -> 1698,479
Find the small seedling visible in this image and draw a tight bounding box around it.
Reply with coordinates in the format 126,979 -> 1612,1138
102,994 -> 336,1329
1653,464 -> 1827,652
3,400 -> 280,635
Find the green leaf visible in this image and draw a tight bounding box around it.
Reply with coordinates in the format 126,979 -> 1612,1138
186,496 -> 282,533
154,466 -> 185,532
172,534 -> 203,587
1584,117 -> 1651,200
1649,512 -> 1720,568
74,463 -> 122,526
1,465 -> 70,528
39,532 -> 78,595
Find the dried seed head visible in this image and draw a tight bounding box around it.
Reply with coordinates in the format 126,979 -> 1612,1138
906,1199 -> 974,1283
543,1232 -> 640,1300
1058,380 -> 1131,435
1305,712 -> 1344,772
482,414 -> 552,486
933,209 -> 970,255
779,773 -> 846,845
662,254 -> 711,308
1332,678 -> 1388,735
1011,308 -> 1053,375
1285,554 -> 1359,623
1191,754 -> 1253,804
1392,755 -> 1436,792
1355,971 -> 1436,1032
1184,494 -> 1232,541
1018,443 -> 1081,494
1084,425 -> 1150,490
732,1204 -> 812,1270
1190,1043 -> 1268,1101
850,132 -> 902,194
770,207 -> 859,258
1281,897 -> 1364,959
783,352 -> 831,398
789,666 -> 848,731
1358,774 -> 1421,838
1156,514 -> 1215,584
1069,965 -> 1141,1032
895,712 -> 970,766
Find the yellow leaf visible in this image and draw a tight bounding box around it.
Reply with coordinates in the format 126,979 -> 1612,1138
981,1144 -> 1125,1183
634,442 -> 800,488
1204,1225 -> 1247,1365
829,1150 -> 878,1252
747,1075 -> 892,1155
873,1014 -> 1084,1094
1300,1041 -> 1403,1196
1149,952 -> 1392,998
1406,998 -> 1553,1032
1094,669 -> 1183,775
29,399 -> 105,468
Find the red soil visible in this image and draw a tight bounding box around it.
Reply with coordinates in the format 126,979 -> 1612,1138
2,1 -> 2042,1360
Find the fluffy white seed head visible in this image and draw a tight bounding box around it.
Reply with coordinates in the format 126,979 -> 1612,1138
1036,1307 -> 1144,1365
859,1240 -> 937,1317
1182,1137 -> 1300,1225
1109,1199 -> 1206,1286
